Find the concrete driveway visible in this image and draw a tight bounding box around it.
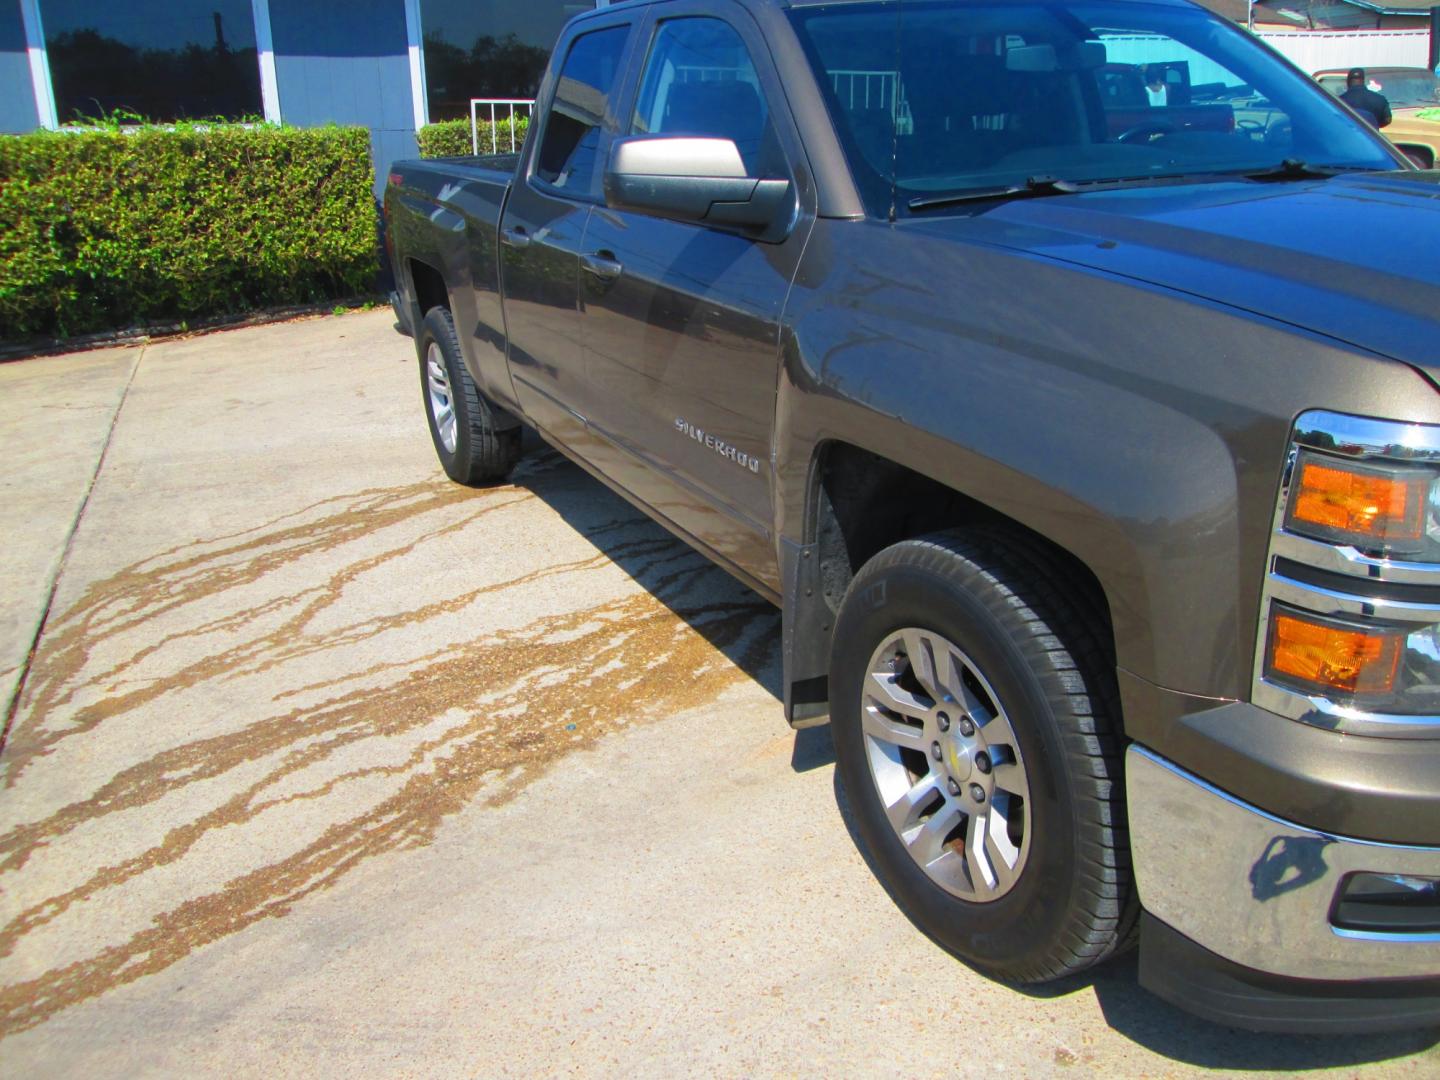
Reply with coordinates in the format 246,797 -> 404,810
0,311 -> 1435,1077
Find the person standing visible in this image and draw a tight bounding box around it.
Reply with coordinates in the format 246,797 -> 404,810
1339,67 -> 1392,129
1145,66 -> 1169,107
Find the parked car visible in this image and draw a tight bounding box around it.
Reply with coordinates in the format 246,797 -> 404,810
385,0 -> 1440,1033
1316,66 -> 1440,167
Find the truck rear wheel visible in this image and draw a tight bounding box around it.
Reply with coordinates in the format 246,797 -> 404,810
829,531 -> 1137,984
418,306 -> 521,485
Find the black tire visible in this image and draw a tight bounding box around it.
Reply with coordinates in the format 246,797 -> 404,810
418,306 -> 521,485
829,529 -> 1137,984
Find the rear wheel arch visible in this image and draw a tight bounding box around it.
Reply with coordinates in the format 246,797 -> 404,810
417,306 -> 521,486
407,259 -> 451,330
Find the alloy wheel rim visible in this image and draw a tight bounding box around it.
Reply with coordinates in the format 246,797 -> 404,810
426,343 -> 457,454
860,628 -> 1031,901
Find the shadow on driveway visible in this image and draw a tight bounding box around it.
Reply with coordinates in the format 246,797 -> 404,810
507,429 -> 783,702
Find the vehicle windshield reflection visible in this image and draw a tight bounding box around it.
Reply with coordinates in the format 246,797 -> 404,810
1319,69 -> 1440,109
788,0 -> 1401,216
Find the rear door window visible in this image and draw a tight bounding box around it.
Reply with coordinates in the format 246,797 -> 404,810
535,25 -> 631,196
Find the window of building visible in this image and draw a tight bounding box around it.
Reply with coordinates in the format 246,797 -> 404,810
41,0 -> 262,124
534,24 -> 628,195
420,0 -> 596,121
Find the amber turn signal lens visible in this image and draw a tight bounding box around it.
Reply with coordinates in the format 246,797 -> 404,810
1268,610 -> 1404,696
1288,455 -> 1427,546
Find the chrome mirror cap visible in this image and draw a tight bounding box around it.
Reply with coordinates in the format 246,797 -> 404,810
609,136 -> 748,179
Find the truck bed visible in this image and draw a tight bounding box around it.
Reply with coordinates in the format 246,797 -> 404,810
383,154 -> 518,408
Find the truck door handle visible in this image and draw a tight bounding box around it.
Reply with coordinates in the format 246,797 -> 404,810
581,252 -> 623,282
501,225 -> 530,250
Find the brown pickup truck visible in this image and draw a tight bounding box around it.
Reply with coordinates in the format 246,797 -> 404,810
385,0 -> 1440,1033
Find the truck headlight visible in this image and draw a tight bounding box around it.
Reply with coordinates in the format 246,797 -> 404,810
1285,449 -> 1437,560
1253,411 -> 1440,734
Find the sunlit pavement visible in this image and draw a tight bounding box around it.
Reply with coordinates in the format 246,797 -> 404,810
0,310 -> 1435,1076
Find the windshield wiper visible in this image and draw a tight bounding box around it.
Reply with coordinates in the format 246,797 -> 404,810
907,174 -> 1083,210
905,161 -> 1375,211
1241,159 -> 1372,181
905,171 -> 1220,211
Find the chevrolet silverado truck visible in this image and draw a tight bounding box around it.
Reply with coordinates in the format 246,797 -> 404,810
383,0 -> 1440,1032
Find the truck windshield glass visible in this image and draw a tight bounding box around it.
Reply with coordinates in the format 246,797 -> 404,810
788,0 -> 1400,214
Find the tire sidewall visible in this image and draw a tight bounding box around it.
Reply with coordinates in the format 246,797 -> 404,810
831,551 -> 1085,976
418,309 -> 471,480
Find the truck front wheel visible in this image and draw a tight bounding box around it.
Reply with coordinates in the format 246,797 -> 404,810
829,531 -> 1137,983
418,306 -> 521,485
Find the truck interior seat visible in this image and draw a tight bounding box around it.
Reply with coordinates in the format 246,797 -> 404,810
662,79 -> 768,174
844,105 -> 899,173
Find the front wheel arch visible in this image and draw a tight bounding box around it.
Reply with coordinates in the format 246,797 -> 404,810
777,441 -> 1121,732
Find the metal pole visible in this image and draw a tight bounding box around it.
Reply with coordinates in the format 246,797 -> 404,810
471,99 -> 479,156
491,101 -> 498,154
1430,6 -> 1439,72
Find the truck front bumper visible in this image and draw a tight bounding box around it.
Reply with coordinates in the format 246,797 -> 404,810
1129,745 -> 1440,1032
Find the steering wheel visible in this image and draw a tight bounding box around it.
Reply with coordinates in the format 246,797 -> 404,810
1116,121 -> 1177,145
1235,118 -> 1266,140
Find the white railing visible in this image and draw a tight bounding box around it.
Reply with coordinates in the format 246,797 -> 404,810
469,98 -> 534,155
675,65 -> 742,83
830,70 -> 915,133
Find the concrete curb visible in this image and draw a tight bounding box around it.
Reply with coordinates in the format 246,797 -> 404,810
0,296 -> 385,363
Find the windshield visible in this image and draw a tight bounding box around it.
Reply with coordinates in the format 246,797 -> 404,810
789,0 -> 1400,213
1318,69 -> 1440,109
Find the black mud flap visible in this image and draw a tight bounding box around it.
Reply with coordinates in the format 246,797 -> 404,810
780,538 -> 831,729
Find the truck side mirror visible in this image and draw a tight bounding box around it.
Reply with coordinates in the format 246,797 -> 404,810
603,136 -> 792,230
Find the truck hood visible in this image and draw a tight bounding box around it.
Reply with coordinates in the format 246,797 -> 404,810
924,171 -> 1440,383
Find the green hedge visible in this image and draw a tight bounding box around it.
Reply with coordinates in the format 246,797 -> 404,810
0,123 -> 377,340
1418,109 -> 1440,123
418,116 -> 529,158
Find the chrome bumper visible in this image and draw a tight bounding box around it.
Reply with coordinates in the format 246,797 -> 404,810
1128,745 -> 1440,982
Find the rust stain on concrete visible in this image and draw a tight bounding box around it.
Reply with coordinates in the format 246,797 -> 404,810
0,457 -> 779,1038
4,472 -> 549,785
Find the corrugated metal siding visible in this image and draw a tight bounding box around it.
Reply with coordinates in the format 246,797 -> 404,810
0,0 -> 39,133
267,0 -> 419,195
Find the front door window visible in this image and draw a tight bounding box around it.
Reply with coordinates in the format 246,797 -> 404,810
630,17 -> 786,180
